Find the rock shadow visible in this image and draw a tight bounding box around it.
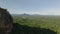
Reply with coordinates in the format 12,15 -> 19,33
10,23 -> 57,34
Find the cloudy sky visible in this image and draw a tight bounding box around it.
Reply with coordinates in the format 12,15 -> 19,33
0,0 -> 60,15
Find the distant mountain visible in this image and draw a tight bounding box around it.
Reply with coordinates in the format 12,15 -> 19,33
11,13 -> 30,16
11,13 -> 44,17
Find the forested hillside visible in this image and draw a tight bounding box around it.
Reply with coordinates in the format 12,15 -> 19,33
12,14 -> 60,34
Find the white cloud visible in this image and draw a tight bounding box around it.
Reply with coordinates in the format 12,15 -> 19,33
8,8 -> 60,15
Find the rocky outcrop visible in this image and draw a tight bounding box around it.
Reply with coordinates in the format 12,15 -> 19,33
0,7 -> 13,34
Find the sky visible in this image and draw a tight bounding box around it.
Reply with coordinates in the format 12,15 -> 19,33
0,0 -> 60,15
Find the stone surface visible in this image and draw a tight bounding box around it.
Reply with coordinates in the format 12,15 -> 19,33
0,8 -> 13,34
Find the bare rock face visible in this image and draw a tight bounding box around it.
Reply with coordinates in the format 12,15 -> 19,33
0,8 -> 13,34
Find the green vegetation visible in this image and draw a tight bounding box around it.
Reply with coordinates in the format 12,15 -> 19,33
12,15 -> 60,34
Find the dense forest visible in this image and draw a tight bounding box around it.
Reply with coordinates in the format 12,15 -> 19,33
12,14 -> 60,34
